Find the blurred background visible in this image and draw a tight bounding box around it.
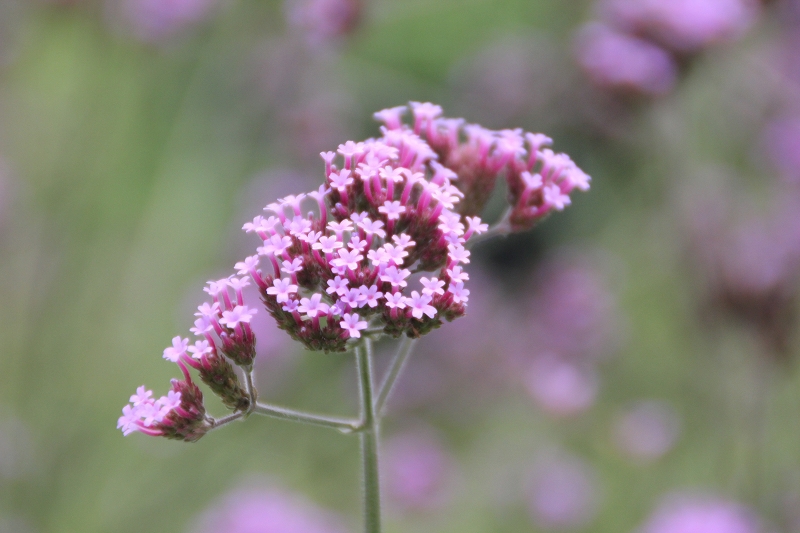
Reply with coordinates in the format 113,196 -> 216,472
2,0 -> 800,532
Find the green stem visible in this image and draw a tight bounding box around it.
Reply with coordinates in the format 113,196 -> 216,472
209,411 -> 245,431
243,367 -> 257,415
356,339 -> 381,533
374,337 -> 417,417
253,402 -> 360,432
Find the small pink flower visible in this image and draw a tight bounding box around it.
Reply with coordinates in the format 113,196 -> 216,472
379,200 -> 406,220
367,247 -> 392,267
359,285 -> 383,308
157,391 -> 182,412
281,257 -> 305,274
383,244 -> 409,266
359,218 -> 386,238
188,340 -> 213,359
447,244 -> 471,265
326,276 -> 350,296
447,266 -> 469,283
407,291 -> 437,319
448,281 -> 470,304
220,305 -> 258,328
340,288 -> 364,309
384,292 -> 407,309
298,293 -> 330,318
163,336 -> 189,362
392,234 -> 415,249
543,184 -> 572,211
327,220 -> 354,234
338,141 -> 365,158
129,386 -> 153,406
331,248 -> 363,271
420,277 -> 445,296
314,235 -> 343,254
348,236 -> 368,252
340,313 -> 369,338
117,405 -> 141,436
234,255 -> 260,276
267,278 -> 299,303
190,316 -> 214,336
374,106 -> 407,130
329,169 -> 353,190
381,266 -> 411,288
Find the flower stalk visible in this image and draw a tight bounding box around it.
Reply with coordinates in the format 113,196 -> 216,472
356,339 -> 381,533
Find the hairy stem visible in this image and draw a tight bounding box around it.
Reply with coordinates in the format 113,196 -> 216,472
374,336 -> 417,417
253,402 -> 360,432
356,339 -> 381,533
208,411 -> 245,431
243,367 -> 257,415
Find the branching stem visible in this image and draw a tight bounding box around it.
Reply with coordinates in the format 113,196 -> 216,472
374,336 -> 417,417
252,402 -> 360,432
209,411 -> 245,430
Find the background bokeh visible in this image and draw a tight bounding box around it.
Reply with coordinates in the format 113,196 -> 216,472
2,0 -> 800,532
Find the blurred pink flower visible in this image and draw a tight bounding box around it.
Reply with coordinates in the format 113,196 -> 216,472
762,116 -> 800,184
612,400 -> 681,463
285,0 -> 362,48
382,429 -> 456,512
524,354 -> 599,418
639,493 -> 762,533
526,252 -> 621,363
684,180 -> 800,357
575,22 -> 677,96
599,0 -> 759,53
527,452 -> 600,530
191,483 -> 348,533
117,0 -> 217,42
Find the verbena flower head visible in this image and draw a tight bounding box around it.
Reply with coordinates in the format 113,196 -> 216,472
575,22 -> 678,96
116,370 -> 210,441
119,103 -> 589,440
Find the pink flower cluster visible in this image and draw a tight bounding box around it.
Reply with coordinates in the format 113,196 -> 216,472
118,102 -> 589,439
117,373 -> 209,441
252,103 -> 587,350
